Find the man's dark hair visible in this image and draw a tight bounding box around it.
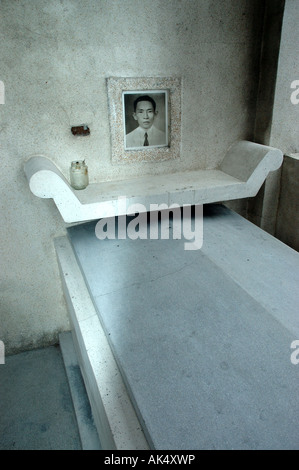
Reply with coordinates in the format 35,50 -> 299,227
133,95 -> 156,112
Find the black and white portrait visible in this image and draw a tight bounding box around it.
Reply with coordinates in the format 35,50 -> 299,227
123,91 -> 168,150
107,77 -> 180,163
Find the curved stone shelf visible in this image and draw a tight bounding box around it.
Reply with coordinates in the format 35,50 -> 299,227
24,140 -> 283,223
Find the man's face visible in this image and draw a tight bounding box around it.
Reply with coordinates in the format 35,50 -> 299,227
133,101 -> 156,129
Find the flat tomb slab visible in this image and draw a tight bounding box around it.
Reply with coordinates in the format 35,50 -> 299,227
67,205 -> 299,450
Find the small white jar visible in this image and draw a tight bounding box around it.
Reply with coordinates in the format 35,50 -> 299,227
70,160 -> 89,190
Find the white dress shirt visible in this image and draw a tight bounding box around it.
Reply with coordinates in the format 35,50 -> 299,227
125,125 -> 166,149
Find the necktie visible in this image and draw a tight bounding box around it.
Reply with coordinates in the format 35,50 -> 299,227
144,132 -> 149,146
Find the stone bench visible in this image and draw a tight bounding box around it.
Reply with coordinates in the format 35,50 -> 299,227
24,140 -> 283,223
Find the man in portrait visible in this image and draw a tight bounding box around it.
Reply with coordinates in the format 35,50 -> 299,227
125,94 -> 167,149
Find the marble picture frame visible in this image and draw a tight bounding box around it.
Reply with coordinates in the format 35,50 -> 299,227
107,77 -> 181,163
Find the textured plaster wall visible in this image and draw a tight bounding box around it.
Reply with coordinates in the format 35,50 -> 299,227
0,0 -> 264,353
246,0 -> 299,247
269,0 -> 299,250
270,1 -> 299,154
275,155 -> 299,251
245,0 -> 285,233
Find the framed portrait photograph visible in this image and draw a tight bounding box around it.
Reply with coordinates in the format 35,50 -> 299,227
107,77 -> 181,163
123,91 -> 168,150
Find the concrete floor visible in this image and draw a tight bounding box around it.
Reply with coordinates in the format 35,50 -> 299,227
0,332 -> 101,450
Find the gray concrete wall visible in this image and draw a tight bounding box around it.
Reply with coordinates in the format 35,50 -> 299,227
229,0 -> 285,227
247,0 -> 299,250
275,154 -> 299,251
0,0 -> 265,353
270,1 -> 299,250
270,1 -> 299,154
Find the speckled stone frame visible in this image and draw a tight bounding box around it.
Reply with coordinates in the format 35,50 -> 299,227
107,77 -> 181,164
